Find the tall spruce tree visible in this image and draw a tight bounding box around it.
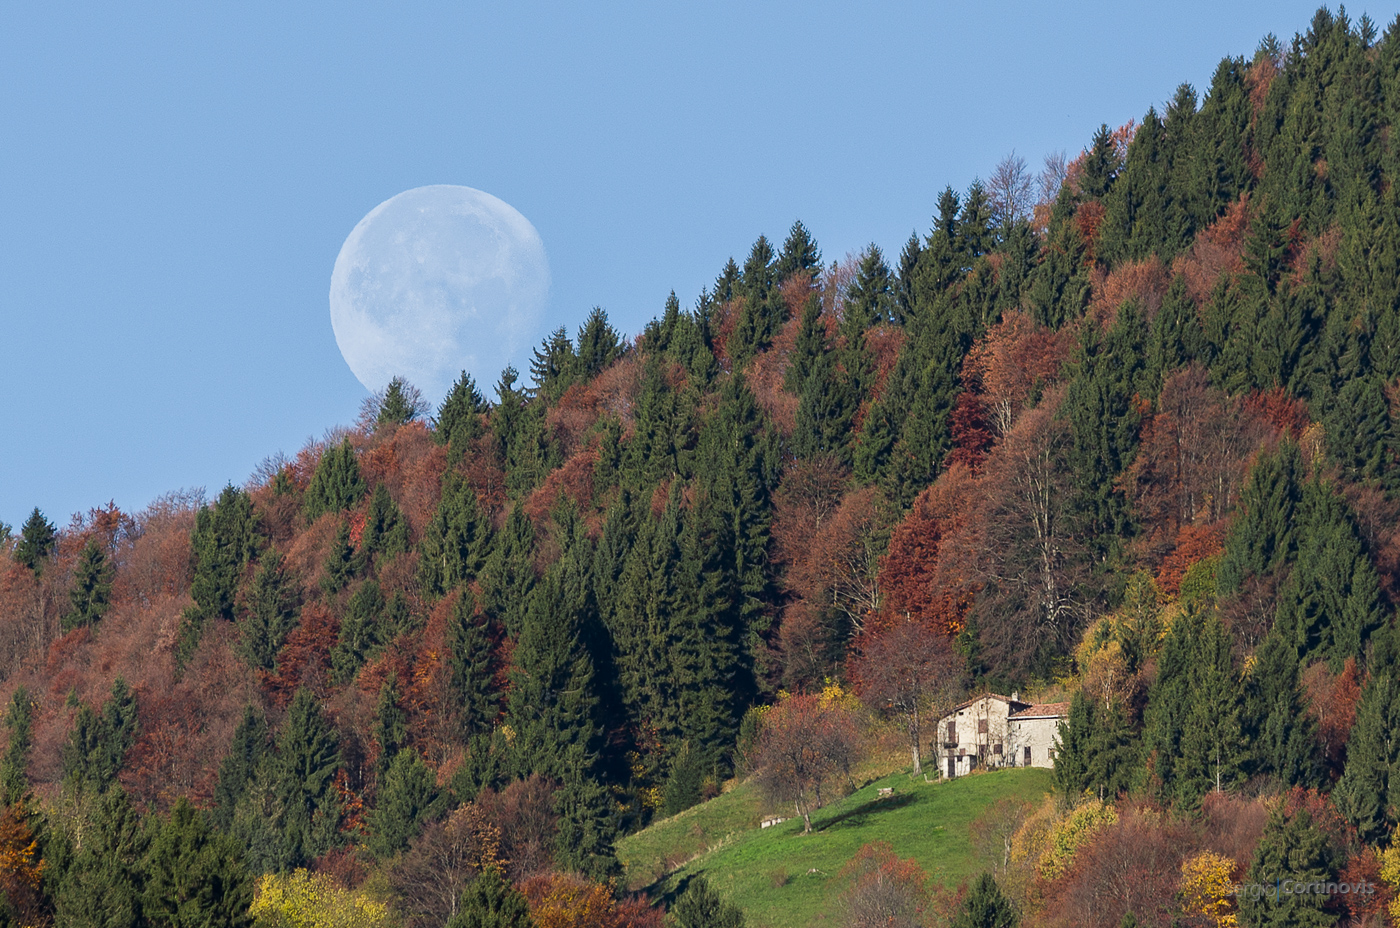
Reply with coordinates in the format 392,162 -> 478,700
141,797 -> 254,928
669,876 -> 746,928
330,579 -> 385,683
1239,802 -> 1341,928
53,787 -> 150,928
213,705 -> 269,830
951,873 -> 1018,928
1242,628 -> 1322,789
447,867 -> 533,928
448,590 -> 500,741
361,482 -> 410,563
436,371 -> 489,450
13,508 -> 56,573
236,549 -> 298,673
302,438 -> 367,522
188,485 -> 262,624
368,749 -> 444,858
0,687 -> 33,805
63,537 -> 114,631
1335,621 -> 1400,844
275,687 -> 342,867
775,219 -> 821,282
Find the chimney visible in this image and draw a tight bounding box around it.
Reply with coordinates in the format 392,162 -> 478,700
1011,691 -> 1020,703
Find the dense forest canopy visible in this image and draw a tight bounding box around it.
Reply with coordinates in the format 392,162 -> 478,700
5,7 -> 1400,926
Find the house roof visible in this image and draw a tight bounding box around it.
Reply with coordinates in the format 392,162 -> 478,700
945,693 -> 1032,716
1008,702 -> 1071,720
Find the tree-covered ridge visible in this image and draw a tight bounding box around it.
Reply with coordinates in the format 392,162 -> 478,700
2,7 -> 1400,925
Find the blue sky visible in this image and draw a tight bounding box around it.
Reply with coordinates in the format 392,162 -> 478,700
0,1 -> 1373,528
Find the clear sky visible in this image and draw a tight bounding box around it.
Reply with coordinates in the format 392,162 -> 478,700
0,1 -> 1377,529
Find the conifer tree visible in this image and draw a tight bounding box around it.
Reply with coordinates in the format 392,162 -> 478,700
447,867 -> 533,928
13,508 -> 56,573
552,761 -> 618,880
302,438 -> 367,522
276,687 -> 342,867
728,235 -> 782,367
951,873 -> 1017,928
373,673 -> 408,779
505,545 -> 601,781
0,687 -> 33,805
480,505 -> 536,638
213,705 -> 269,830
63,537 -> 114,631
141,797 -> 254,927
529,326 -> 577,400
669,876 -> 746,928
576,306 -> 622,380
375,376 -> 423,427
1080,123 -> 1123,199
53,787 -> 150,928
361,482 -> 410,563
319,519 -> 356,595
1335,622 -> 1400,844
1242,629 -> 1322,790
63,677 -> 138,793
892,232 -> 922,326
420,473 -> 493,599
775,219 -> 821,282
1218,438 -> 1304,594
189,485 -> 262,623
784,296 -> 825,394
369,749 -> 444,858
330,579 -> 385,683
436,371 -> 489,449
843,244 -> 893,336
448,590 -> 500,741
236,549 -> 298,673
1054,693 -> 1138,801
1239,803 -> 1340,928
1273,474 -> 1384,669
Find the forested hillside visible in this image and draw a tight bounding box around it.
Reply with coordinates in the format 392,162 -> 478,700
5,7 -> 1400,926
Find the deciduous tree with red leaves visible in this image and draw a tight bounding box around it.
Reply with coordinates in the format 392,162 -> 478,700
849,622 -> 962,776
749,693 -> 864,833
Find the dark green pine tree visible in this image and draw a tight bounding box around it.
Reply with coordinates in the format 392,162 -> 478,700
728,235 -> 783,368
480,505 -> 536,638
783,296 -> 826,394
275,687 -> 343,867
1145,275 -> 1207,394
13,508 -> 56,573
1143,604 -> 1243,807
435,371 -> 489,450
63,677 -> 138,794
619,356 -> 697,490
213,704 -> 269,830
361,482 -> 410,563
319,519 -> 357,595
1242,629 -> 1322,790
529,326 -> 577,401
0,686 -> 33,805
448,590 -> 500,741
236,549 -> 298,673
774,219 -> 822,282
141,797 -> 254,928
643,291 -> 682,355
1061,299 -> 1148,552
576,306 -> 622,380
376,376 -> 424,427
1335,621 -> 1400,844
1175,612 -> 1246,805
330,579 -> 386,684
842,244 -> 893,335
1027,192 -> 1093,328
892,232 -> 922,326
1217,438 -> 1305,595
552,759 -> 618,880
950,872 -> 1018,928
1322,375 -> 1391,485
419,473 -> 493,599
63,537 -> 114,632
53,787 -> 150,928
504,549 -> 601,781
368,749 -> 444,859
791,344 -> 860,464
1239,802 -> 1341,928
1053,692 -> 1138,801
1080,123 -> 1123,199
373,673 -> 408,779
188,485 -> 262,623
1099,107 -> 1170,266
669,876 -> 747,928
302,438 -> 368,522
446,867 -> 533,928
1273,474 -> 1384,669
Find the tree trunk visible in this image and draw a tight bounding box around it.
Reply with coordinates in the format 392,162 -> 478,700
797,801 -> 811,834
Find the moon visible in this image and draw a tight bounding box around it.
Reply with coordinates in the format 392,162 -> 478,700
329,185 -> 550,404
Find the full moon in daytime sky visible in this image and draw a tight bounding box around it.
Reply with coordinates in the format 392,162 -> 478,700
329,185 -> 551,404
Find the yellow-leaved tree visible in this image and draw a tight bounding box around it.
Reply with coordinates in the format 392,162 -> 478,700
250,869 -> 394,928
1179,850 -> 1239,928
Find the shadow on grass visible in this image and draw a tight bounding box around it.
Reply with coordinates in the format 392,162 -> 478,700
811,792 -> 917,833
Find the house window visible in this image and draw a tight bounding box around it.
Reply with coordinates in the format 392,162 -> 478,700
946,721 -> 956,743
993,743 -> 1003,755
977,719 -> 989,734
1024,746 -> 1032,765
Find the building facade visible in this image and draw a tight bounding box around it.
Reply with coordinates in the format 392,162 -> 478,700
936,694 -> 1069,778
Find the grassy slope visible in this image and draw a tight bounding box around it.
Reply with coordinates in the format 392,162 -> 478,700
618,766 -> 1053,928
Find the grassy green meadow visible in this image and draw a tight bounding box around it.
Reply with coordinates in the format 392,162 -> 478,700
618,766 -> 1054,927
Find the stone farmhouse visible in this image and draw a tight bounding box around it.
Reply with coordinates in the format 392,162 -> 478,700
935,693 -> 1070,779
